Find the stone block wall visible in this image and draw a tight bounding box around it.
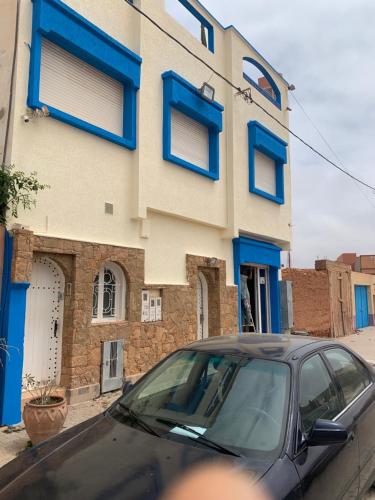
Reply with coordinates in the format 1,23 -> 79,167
11,229 -> 238,402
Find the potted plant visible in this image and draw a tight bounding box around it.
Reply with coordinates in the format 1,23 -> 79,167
22,374 -> 68,445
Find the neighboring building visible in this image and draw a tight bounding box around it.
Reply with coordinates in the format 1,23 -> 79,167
359,255 -> 375,275
337,253 -> 357,271
0,0 -> 292,423
282,260 -> 353,338
351,272 -> 375,329
337,252 -> 375,275
282,260 -> 375,338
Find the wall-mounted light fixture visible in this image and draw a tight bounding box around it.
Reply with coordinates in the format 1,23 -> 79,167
200,82 -> 215,102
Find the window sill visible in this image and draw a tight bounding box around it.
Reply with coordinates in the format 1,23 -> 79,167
250,186 -> 284,205
27,102 -> 136,150
91,319 -> 128,326
164,153 -> 219,181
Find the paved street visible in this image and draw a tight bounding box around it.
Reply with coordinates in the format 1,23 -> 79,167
337,326 -> 375,364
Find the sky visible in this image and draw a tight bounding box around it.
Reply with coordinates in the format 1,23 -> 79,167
195,0 -> 375,267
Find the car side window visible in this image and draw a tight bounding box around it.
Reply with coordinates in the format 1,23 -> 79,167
299,354 -> 342,434
324,348 -> 371,406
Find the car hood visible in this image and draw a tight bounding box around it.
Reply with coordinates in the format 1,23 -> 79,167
0,413 -> 272,500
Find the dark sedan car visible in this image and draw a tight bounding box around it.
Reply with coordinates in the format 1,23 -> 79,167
0,334 -> 374,499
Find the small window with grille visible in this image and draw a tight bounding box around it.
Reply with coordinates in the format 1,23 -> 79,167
92,262 -> 126,322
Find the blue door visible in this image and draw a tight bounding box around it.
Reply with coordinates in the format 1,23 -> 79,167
355,285 -> 369,329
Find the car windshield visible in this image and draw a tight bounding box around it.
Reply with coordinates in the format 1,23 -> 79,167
113,350 -> 291,460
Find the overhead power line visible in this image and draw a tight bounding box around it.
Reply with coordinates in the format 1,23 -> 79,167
290,93 -> 375,210
126,0 -> 375,192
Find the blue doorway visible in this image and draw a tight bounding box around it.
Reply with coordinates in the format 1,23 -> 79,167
233,237 -> 281,333
355,285 -> 369,329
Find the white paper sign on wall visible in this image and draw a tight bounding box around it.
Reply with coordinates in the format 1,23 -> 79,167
156,298 -> 162,321
149,298 -> 156,322
141,290 -> 150,322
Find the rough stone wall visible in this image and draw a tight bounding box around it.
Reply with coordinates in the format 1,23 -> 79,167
11,229 -> 238,399
281,268 -> 331,337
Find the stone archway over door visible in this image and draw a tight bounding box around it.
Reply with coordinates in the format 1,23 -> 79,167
197,271 -> 208,340
23,256 -> 65,384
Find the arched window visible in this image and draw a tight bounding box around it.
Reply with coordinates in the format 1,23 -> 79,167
243,57 -> 281,108
92,262 -> 126,322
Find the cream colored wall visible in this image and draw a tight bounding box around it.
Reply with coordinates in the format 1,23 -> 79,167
351,272 -> 375,318
144,211 -> 234,284
227,29 -> 291,246
7,0 -> 291,285
0,0 -> 18,163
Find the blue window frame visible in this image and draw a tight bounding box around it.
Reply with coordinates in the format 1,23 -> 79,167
28,0 -> 142,150
243,57 -> 281,109
166,0 -> 215,53
162,71 -> 223,181
248,121 -> 287,205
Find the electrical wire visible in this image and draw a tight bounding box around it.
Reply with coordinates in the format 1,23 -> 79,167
125,0 -> 375,192
291,93 -> 375,210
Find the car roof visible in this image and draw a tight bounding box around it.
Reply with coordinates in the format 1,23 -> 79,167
185,333 -> 334,361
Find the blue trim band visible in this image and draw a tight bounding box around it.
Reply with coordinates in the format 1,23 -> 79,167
248,121 -> 287,205
233,236 -> 281,334
162,71 -> 223,181
243,57 -> 281,109
175,0 -> 215,53
0,231 -> 30,425
0,230 -> 12,348
28,0 -> 142,150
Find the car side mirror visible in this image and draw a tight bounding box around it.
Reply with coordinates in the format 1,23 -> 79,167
307,419 -> 348,446
122,380 -> 134,395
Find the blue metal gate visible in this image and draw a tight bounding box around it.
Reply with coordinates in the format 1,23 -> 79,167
355,285 -> 369,329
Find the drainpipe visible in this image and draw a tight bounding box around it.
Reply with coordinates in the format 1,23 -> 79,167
1,0 -> 20,165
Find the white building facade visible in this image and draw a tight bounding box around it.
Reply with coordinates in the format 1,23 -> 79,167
0,0 -> 291,422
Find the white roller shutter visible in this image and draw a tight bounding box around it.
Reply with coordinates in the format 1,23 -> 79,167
171,108 -> 209,171
40,38 -> 123,136
254,149 -> 276,196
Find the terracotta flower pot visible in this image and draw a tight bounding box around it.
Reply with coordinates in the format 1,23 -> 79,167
23,396 -> 68,445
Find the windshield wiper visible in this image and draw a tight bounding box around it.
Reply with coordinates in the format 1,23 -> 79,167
155,417 -> 242,457
117,402 -> 160,437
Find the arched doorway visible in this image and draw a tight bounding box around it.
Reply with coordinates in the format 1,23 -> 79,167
197,271 -> 208,340
23,256 -> 65,384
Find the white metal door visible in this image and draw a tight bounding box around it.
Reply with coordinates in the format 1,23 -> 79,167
23,256 -> 65,384
197,272 -> 208,340
101,340 -> 124,393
